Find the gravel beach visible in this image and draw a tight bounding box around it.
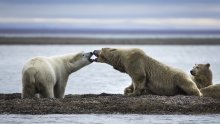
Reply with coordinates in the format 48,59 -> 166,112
0,93 -> 220,114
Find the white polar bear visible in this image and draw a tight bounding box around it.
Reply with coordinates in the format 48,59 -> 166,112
22,51 -> 93,98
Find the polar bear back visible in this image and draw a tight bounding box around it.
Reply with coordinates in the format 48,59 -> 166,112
22,57 -> 57,85
22,57 -> 59,98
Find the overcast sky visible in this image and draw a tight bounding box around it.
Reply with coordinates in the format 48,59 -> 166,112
0,0 -> 220,30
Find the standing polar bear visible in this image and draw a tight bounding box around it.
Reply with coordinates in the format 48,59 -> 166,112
93,48 -> 202,97
22,51 -> 93,98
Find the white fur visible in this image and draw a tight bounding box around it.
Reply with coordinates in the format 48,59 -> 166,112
22,52 -> 91,98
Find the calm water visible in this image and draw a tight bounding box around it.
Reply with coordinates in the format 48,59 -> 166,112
0,114 -> 220,124
0,45 -> 220,123
0,45 -> 220,94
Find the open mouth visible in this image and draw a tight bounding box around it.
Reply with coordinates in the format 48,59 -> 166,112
92,50 -> 100,62
88,58 -> 94,62
85,51 -> 99,62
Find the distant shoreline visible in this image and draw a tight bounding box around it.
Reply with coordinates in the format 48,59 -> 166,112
0,37 -> 220,45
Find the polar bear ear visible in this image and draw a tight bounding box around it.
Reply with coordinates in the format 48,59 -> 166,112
109,49 -> 117,52
102,48 -> 110,51
194,64 -> 197,68
77,51 -> 84,57
206,63 -> 210,68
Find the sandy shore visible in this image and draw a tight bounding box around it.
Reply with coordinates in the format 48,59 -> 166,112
0,37 -> 220,45
0,93 -> 220,114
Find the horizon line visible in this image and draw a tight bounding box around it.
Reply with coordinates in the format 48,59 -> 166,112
0,17 -> 220,27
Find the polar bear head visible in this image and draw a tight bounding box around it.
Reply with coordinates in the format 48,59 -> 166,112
190,63 -> 211,77
93,48 -> 126,73
67,51 -> 93,73
93,48 -> 119,64
190,63 -> 212,88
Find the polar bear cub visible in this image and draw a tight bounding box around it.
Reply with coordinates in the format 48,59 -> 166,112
22,51 -> 93,98
190,63 -> 220,98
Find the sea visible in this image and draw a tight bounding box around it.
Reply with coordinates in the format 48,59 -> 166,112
0,43 -> 220,123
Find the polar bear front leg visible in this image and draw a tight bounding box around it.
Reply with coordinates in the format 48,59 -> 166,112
127,76 -> 146,96
54,84 -> 66,98
124,83 -> 134,95
54,79 -> 68,98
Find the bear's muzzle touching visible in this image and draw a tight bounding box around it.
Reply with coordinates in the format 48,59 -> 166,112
93,50 -> 101,62
84,52 -> 94,62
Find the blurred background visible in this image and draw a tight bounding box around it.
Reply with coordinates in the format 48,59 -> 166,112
1,1 -> 220,123
0,0 -> 220,95
0,0 -> 220,41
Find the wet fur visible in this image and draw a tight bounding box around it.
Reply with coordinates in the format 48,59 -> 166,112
95,48 -> 202,97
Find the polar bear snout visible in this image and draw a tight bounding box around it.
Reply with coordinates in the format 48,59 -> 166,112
83,52 -> 93,62
190,70 -> 195,76
83,52 -> 93,58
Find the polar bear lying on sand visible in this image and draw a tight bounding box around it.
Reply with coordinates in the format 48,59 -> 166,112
190,63 -> 220,98
22,51 -> 93,98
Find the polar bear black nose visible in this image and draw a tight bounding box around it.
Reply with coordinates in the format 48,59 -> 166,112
190,70 -> 194,75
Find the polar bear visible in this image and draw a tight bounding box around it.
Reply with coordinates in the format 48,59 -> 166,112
22,51 -> 93,98
93,48 -> 202,97
190,63 -> 213,89
190,63 -> 220,98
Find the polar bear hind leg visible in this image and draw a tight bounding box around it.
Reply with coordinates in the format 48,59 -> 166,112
22,84 -> 36,98
39,84 -> 54,98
